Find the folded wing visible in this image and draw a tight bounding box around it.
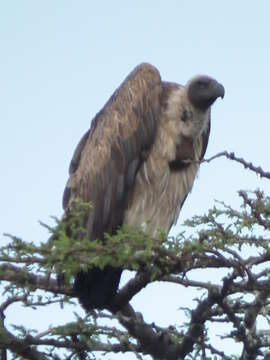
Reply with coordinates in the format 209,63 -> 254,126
63,63 -> 162,240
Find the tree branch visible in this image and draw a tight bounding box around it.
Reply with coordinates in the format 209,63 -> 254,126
0,263 -> 73,296
203,151 -> 270,179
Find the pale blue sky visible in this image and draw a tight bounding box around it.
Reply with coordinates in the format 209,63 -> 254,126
1,1 -> 270,358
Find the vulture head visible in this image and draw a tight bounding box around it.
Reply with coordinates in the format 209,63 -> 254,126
187,75 -> 225,111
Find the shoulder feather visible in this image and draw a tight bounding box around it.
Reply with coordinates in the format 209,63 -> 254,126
63,63 -> 162,240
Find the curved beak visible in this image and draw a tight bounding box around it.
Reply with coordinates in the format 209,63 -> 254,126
214,81 -> 225,99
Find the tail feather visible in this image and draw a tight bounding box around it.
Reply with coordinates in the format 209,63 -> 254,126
74,267 -> 122,310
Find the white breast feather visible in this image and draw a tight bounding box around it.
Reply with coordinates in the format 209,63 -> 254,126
123,86 -> 209,237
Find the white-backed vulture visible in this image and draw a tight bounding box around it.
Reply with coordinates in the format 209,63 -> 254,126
62,63 -> 225,310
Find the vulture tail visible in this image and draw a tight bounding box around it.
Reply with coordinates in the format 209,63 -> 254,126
74,267 -> 122,310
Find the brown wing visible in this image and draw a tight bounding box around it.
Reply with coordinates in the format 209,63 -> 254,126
63,63 -> 162,240
200,113 -> 211,160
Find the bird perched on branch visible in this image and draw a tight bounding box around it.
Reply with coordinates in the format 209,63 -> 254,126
62,63 -> 225,310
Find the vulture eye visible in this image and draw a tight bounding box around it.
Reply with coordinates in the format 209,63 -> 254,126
197,81 -> 207,88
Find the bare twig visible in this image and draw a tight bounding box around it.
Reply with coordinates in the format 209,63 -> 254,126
203,151 -> 270,179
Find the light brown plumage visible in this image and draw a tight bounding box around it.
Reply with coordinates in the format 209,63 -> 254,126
123,83 -> 211,236
63,63 -> 224,310
63,63 -> 162,241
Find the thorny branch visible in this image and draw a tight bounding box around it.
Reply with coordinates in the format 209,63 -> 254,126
0,152 -> 270,359
202,151 -> 270,179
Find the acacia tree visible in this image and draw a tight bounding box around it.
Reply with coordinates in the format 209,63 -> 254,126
1,152 -> 270,360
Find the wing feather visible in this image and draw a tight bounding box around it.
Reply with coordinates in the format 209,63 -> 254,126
63,63 -> 162,240
200,114 -> 211,159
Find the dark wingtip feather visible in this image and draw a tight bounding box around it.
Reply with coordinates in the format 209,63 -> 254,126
74,267 -> 122,310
